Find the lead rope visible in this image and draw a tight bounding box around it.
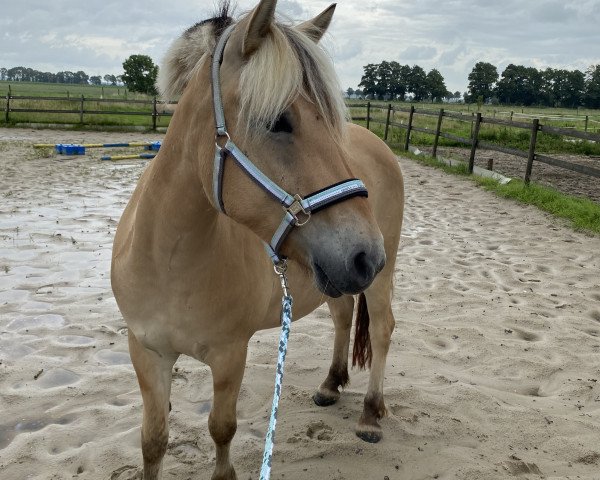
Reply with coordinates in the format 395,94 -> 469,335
259,260 -> 293,480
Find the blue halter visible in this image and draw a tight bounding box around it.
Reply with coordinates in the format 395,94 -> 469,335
211,24 -> 368,265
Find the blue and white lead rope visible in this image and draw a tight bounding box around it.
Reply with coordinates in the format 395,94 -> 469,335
259,266 -> 293,480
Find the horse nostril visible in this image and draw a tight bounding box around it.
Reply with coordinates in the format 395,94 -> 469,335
353,251 -> 373,281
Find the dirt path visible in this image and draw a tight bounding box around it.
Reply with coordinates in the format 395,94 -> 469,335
424,146 -> 600,204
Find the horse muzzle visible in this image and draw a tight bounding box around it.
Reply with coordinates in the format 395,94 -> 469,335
311,239 -> 386,297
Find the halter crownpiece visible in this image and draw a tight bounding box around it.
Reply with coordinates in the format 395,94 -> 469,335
211,24 -> 368,265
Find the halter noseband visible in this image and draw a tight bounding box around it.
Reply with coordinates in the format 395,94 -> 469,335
211,24 -> 368,265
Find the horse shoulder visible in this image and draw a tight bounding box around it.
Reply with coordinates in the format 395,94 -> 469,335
346,123 -> 404,209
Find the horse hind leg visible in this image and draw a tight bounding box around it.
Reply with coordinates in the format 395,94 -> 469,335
354,276 -> 395,444
207,342 -> 248,480
128,329 -> 179,479
313,295 -> 354,407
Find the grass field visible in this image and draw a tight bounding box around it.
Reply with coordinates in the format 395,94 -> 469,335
0,81 -> 147,99
351,101 -> 600,156
0,81 -> 169,128
2,82 -> 600,144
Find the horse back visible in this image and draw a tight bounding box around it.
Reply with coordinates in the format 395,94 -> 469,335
346,123 -> 404,244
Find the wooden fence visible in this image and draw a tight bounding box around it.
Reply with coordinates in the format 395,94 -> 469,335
3,94 -> 600,183
359,102 -> 600,183
3,94 -> 174,130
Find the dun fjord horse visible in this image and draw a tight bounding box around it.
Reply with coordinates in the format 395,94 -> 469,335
111,1 -> 404,478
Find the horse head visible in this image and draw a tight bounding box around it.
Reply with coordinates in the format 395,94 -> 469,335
157,0 -> 385,296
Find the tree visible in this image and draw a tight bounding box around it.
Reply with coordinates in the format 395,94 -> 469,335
121,55 -> 159,95
426,68 -> 449,102
541,68 -> 585,108
496,64 -> 542,105
74,70 -> 89,84
389,62 -> 411,100
90,75 -> 102,85
407,65 -> 428,102
346,87 -> 354,97
358,63 -> 378,99
0,67 -> 6,81
585,64 -> 600,108
104,74 -> 117,85
467,62 -> 498,103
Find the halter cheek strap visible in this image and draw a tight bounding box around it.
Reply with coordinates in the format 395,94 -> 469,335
211,24 -> 368,265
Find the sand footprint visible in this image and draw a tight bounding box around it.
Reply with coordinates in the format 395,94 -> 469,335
109,465 -> 142,480
588,310 -> 600,323
512,328 -> 543,342
426,337 -> 457,353
306,420 -> 334,441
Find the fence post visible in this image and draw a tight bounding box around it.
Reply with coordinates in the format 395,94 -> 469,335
432,108 -> 444,158
468,112 -> 482,173
470,112 -> 474,138
383,103 -> 392,141
4,85 -> 10,123
524,118 -> 540,185
152,97 -> 158,131
79,95 -> 84,124
366,101 -> 371,131
404,105 -> 415,151
585,115 -> 589,132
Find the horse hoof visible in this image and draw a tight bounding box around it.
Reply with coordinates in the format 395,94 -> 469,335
356,429 -> 382,443
313,391 -> 338,407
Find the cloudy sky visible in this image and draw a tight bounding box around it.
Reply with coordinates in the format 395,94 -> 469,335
2,0 -> 599,94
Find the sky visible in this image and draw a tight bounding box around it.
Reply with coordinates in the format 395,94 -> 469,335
2,0 -> 600,94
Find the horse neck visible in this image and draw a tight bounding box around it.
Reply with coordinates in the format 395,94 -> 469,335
147,87 -> 218,231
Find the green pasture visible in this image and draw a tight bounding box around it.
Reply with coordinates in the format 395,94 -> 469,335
0,81 -> 168,128
1,83 -> 600,144
349,102 -> 600,156
0,81 -> 148,99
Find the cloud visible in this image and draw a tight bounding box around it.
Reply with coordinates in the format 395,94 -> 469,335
1,0 -> 599,92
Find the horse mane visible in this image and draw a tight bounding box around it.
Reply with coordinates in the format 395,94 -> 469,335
156,2 -> 347,141
156,3 -> 233,102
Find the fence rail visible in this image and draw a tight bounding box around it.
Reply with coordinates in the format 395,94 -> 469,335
3,95 -> 600,183
3,94 -> 175,129
355,102 -> 600,183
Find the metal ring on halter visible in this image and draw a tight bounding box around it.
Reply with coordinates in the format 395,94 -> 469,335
215,131 -> 231,149
285,194 -> 311,226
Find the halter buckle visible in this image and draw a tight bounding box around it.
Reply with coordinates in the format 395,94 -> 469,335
286,194 -> 311,226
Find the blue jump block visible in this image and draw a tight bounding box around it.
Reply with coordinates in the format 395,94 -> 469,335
55,144 -> 85,155
144,141 -> 162,151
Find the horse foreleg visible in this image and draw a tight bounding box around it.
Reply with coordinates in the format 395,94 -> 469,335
356,278 -> 395,443
208,342 -> 248,480
313,295 -> 354,406
128,329 -> 178,479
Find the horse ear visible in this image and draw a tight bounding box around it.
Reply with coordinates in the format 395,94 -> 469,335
297,3 -> 336,43
243,0 -> 277,57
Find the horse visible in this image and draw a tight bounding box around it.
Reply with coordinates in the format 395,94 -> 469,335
111,1 -> 404,478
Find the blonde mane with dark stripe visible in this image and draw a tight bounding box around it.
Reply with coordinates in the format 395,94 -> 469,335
156,6 -> 347,141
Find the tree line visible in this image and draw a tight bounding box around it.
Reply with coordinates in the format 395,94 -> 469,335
357,61 -> 454,102
1,54 -> 159,96
357,60 -> 600,108
466,62 -> 600,108
0,66 -> 122,86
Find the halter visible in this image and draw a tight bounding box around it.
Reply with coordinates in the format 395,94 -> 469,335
211,24 -> 368,265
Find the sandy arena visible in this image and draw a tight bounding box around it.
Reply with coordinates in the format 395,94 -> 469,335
1,128 -> 600,479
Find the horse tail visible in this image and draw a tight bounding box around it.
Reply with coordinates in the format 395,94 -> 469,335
352,293 -> 372,370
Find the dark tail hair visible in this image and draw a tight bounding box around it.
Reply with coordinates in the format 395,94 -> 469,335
352,293 -> 372,370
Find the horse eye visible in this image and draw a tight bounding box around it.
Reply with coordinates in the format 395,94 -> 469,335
268,114 -> 293,134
